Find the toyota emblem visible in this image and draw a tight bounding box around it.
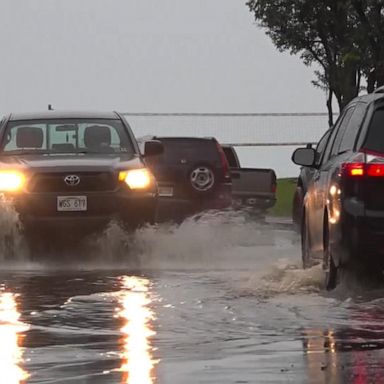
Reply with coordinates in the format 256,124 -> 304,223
64,175 -> 80,186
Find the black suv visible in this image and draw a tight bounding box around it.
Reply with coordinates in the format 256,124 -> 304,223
142,136 -> 232,222
0,111 -> 163,246
293,87 -> 384,289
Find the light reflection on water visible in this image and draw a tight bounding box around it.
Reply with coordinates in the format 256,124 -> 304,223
0,291 -> 29,384
118,276 -> 158,384
303,328 -> 339,384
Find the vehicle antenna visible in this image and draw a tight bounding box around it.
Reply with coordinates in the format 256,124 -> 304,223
48,104 -> 54,111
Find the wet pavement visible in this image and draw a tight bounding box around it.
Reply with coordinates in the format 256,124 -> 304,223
1,211 -> 384,383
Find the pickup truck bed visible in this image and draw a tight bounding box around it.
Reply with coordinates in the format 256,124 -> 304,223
222,145 -> 276,212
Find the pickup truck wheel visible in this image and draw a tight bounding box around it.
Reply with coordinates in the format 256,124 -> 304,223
25,234 -> 45,261
3,234 -> 15,261
189,165 -> 215,194
121,205 -> 157,230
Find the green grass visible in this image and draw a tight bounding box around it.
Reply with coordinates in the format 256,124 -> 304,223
268,178 -> 297,217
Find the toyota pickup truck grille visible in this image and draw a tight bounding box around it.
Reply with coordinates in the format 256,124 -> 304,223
28,172 -> 117,193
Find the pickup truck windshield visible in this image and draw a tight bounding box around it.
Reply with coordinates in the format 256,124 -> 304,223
1,119 -> 134,155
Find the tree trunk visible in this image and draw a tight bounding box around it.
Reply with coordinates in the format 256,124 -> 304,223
326,89 -> 334,127
334,89 -> 343,113
367,69 -> 376,93
341,66 -> 359,109
357,68 -> 362,94
376,61 -> 384,87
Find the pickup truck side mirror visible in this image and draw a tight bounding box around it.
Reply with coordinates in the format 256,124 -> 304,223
292,148 -> 316,167
144,140 -> 163,157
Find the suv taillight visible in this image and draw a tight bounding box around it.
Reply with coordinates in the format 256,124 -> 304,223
343,163 -> 365,177
343,162 -> 384,177
216,141 -> 230,179
367,164 -> 384,177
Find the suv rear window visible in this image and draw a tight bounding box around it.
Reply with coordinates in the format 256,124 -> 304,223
156,138 -> 219,163
222,147 -> 239,168
365,109 -> 384,153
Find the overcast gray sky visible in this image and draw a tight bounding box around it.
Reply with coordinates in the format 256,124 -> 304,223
0,0 -> 326,114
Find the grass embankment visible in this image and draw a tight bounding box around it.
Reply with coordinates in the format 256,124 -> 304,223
268,178 -> 297,217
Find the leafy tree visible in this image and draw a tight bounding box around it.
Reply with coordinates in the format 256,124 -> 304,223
247,0 -> 384,126
351,0 -> 384,92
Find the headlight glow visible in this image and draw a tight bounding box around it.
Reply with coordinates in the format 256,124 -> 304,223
0,171 -> 25,192
119,169 -> 152,190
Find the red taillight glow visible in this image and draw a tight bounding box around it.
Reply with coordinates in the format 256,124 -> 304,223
216,142 -> 230,178
367,164 -> 384,177
343,162 -> 384,177
351,168 -> 364,176
343,163 -> 365,177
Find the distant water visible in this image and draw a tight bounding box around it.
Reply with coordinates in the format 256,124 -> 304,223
125,113 -> 330,178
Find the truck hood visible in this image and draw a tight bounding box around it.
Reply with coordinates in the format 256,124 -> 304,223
0,153 -> 145,173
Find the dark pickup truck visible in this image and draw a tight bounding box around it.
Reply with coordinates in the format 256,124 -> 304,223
221,145 -> 277,212
0,111 -> 163,253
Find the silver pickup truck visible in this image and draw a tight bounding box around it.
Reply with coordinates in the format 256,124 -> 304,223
221,145 -> 276,212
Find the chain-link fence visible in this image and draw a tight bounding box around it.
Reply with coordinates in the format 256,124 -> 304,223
124,113 -> 331,178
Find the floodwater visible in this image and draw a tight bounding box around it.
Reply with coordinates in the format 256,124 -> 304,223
1,209 -> 384,383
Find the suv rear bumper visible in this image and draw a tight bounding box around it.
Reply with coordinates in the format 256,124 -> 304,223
350,215 -> 384,254
157,184 -> 232,222
342,204 -> 384,264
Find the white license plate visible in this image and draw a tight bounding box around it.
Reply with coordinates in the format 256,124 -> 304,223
158,186 -> 173,197
57,196 -> 87,211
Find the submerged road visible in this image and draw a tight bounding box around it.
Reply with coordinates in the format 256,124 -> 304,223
1,211 -> 384,383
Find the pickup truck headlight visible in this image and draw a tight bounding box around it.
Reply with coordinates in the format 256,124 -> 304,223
0,171 -> 25,192
119,169 -> 152,190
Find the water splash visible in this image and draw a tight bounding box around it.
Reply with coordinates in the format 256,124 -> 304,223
0,207 -> 309,299
237,260 -> 324,298
132,210 -> 289,270
0,199 -> 25,262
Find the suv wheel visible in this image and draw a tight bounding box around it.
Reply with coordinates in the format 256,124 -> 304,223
324,221 -> 338,290
301,213 -> 312,269
293,187 -> 304,233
